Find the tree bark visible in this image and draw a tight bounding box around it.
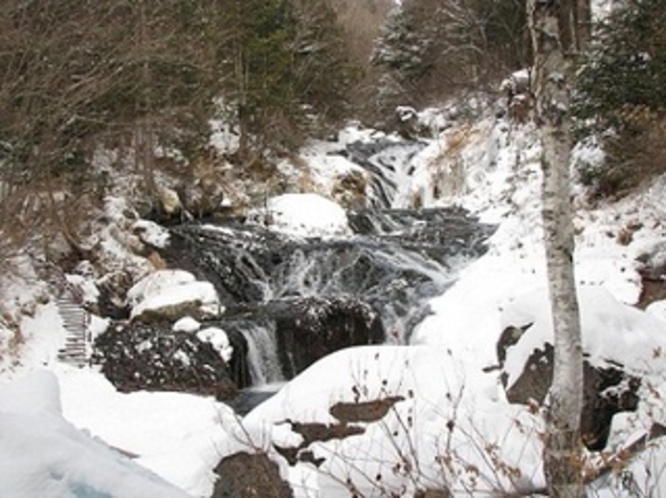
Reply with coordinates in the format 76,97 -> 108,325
528,1 -> 586,497
575,0 -> 592,52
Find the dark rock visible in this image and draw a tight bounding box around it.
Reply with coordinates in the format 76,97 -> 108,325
496,324 -> 532,366
289,420 -> 366,446
329,396 -> 404,424
270,296 -> 385,378
415,490 -> 451,498
222,326 -> 251,389
93,321 -> 237,400
499,340 -> 641,451
96,272 -> 133,320
274,420 -> 366,466
213,452 -> 293,498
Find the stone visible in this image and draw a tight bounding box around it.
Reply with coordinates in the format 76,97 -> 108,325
329,396 -> 404,424
270,296 -> 385,378
93,321 -> 237,400
212,452 -> 293,498
331,169 -> 368,209
498,331 -> 641,451
158,186 -> 183,216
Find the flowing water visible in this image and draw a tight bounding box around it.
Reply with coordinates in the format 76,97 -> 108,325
163,138 -> 495,391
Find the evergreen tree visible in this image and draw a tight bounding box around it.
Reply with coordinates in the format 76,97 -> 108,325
573,0 -> 666,196
372,0 -> 529,118
291,0 -> 357,130
217,0 -> 357,160
576,0 -> 666,127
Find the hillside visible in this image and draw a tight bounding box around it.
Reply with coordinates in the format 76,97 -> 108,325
0,104 -> 665,496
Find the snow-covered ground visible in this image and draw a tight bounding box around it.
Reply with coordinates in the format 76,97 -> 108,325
1,110 -> 666,497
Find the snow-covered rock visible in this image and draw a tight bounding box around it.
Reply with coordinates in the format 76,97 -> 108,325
197,326 -> 233,363
128,270 -> 222,322
248,193 -> 351,238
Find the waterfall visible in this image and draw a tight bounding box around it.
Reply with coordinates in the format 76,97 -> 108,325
241,322 -> 284,386
165,205 -> 494,390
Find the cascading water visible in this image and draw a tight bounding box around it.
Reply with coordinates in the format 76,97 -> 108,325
165,206 -> 494,388
229,319 -> 283,385
159,137 -> 494,396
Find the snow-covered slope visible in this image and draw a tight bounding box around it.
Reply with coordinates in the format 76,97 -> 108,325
0,370 -> 192,498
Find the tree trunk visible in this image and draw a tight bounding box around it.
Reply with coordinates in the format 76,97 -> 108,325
528,1 -> 586,497
575,0 -> 592,52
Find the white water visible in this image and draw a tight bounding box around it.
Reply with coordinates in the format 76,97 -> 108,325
243,322 -> 284,385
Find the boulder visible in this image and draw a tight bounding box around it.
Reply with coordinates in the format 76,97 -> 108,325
93,321 -> 237,400
158,186 -> 183,217
128,270 -> 223,323
498,330 -> 641,451
179,176 -> 227,219
330,169 -> 368,209
212,452 -> 293,498
269,296 -> 385,378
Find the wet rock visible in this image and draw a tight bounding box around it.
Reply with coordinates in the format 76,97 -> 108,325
212,452 -> 293,498
499,337 -> 641,451
270,296 -> 385,378
331,169 -> 368,209
274,420 -> 366,466
93,321 -> 237,400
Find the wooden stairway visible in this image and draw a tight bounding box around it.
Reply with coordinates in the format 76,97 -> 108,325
54,281 -> 90,368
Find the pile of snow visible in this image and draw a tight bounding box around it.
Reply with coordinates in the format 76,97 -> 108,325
55,366 -> 239,496
501,285 -> 666,386
0,370 -> 191,498
248,193 -> 351,238
128,270 -> 222,322
236,345 -> 544,497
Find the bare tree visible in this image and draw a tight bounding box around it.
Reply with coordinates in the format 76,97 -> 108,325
528,0 -> 585,496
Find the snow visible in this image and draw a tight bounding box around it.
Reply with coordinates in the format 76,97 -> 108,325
238,345 -> 545,497
500,285 -> 666,387
197,326 -> 234,363
3,102 -> 666,496
55,366 -> 237,496
128,270 -> 223,321
0,370 -> 192,498
173,316 -> 201,333
248,193 -> 352,238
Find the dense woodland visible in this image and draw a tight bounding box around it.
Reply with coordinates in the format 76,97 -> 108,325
1,0 -> 663,252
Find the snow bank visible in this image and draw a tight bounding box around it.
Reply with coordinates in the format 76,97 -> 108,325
56,366 -> 238,496
0,370 -> 191,498
501,285 -> 666,386
239,346 -> 544,497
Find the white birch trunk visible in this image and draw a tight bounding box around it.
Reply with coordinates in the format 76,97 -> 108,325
528,1 -> 586,497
